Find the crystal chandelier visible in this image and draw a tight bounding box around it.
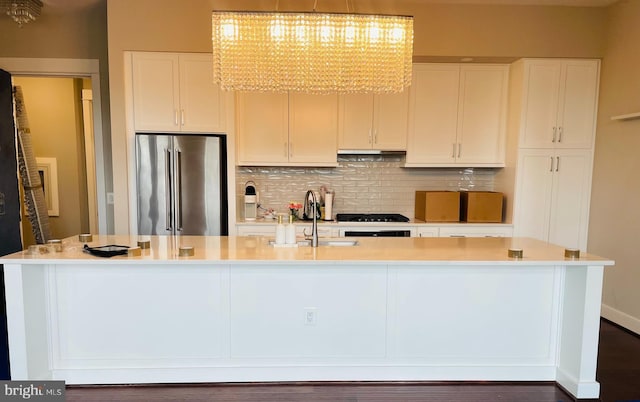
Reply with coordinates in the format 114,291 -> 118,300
0,0 -> 43,27
211,11 -> 413,94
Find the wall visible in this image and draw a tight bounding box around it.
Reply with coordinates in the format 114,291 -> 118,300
237,155 -> 496,220
588,0 -> 640,334
0,0 -> 113,234
107,0 -> 606,233
12,77 -> 89,245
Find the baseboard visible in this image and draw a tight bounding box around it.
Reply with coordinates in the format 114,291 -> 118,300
601,304 -> 640,335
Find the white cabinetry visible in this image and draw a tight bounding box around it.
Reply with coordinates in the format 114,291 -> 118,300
438,225 -> 514,238
518,59 -> 599,149
510,59 -> 599,251
416,227 -> 439,237
513,149 -> 592,250
406,64 -> 508,167
236,92 -> 338,166
131,52 -> 226,133
338,92 -> 409,151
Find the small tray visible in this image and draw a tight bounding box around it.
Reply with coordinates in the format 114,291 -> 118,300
83,244 -> 130,258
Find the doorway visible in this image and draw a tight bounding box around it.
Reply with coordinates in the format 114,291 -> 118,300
0,57 -> 109,237
13,76 -> 96,245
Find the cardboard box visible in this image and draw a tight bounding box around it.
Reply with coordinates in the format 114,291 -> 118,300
460,191 -> 504,223
415,191 -> 460,222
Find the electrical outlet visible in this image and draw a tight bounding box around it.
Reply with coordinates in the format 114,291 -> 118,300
106,192 -> 114,205
304,307 -> 317,326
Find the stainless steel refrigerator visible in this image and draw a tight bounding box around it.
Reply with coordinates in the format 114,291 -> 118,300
135,134 -> 228,236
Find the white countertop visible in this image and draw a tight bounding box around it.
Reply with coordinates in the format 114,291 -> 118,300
1,235 -> 614,266
236,218 -> 513,226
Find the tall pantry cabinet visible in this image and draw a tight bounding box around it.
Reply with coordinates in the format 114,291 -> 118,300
511,59 -> 599,251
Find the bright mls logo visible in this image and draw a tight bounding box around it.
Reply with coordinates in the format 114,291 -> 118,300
1,381 -> 65,401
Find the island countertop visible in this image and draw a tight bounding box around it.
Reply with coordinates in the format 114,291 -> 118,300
0,235 -> 614,266
2,235 -> 614,399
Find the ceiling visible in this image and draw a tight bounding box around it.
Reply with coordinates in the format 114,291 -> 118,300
39,0 -> 619,9
411,0 -> 618,5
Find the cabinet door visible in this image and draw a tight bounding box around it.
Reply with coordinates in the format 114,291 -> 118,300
178,54 -> 226,133
438,225 -> 513,237
406,64 -> 459,165
456,65 -> 508,165
236,92 -> 288,165
339,94 -> 374,150
548,149 -> 592,250
373,91 -> 409,150
417,227 -> 439,237
513,149 -> 555,242
519,60 -> 562,148
289,93 -> 338,165
132,53 -> 180,132
555,60 -> 599,149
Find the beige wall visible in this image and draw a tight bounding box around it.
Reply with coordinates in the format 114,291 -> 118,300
588,0 -> 640,333
13,77 -> 89,246
107,0 -> 607,233
0,1 -> 113,233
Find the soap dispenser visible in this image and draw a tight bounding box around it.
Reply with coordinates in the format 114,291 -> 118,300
275,214 -> 286,245
285,214 -> 296,245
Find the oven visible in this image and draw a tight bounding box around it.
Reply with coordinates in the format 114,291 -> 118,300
336,213 -> 412,237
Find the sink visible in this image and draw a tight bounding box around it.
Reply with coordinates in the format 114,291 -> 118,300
268,238 -> 358,247
318,239 -> 358,246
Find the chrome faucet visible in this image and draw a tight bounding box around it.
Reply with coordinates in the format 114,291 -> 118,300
303,190 -> 319,247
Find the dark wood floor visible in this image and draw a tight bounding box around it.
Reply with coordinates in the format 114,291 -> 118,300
66,319 -> 640,402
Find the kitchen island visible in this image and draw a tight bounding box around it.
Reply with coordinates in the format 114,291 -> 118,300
2,235 -> 613,399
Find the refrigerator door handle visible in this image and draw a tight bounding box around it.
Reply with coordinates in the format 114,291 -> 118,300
165,149 -> 173,231
176,149 -> 183,232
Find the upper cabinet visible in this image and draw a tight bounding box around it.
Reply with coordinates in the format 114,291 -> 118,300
236,92 -> 338,166
406,64 -> 509,167
517,59 -> 599,149
131,52 -> 226,133
338,92 -> 409,151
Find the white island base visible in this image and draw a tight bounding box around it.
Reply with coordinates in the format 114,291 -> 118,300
2,236 -> 613,399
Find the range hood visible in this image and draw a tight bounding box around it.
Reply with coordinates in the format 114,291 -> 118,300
337,149 -> 406,155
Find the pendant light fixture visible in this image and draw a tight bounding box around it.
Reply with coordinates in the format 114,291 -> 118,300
0,0 -> 43,27
211,1 -> 413,94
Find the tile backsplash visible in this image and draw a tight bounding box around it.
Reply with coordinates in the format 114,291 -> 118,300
236,154 -> 498,220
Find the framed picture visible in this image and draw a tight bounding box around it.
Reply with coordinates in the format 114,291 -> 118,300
36,157 -> 59,216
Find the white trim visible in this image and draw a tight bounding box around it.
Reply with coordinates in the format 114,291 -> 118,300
81,89 -> 99,234
0,57 -> 109,234
601,303 -> 640,335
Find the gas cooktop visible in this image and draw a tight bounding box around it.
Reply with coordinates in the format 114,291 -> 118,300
335,213 -> 410,223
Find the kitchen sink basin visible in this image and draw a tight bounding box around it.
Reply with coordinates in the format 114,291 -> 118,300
268,238 -> 359,247
318,239 -> 359,246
